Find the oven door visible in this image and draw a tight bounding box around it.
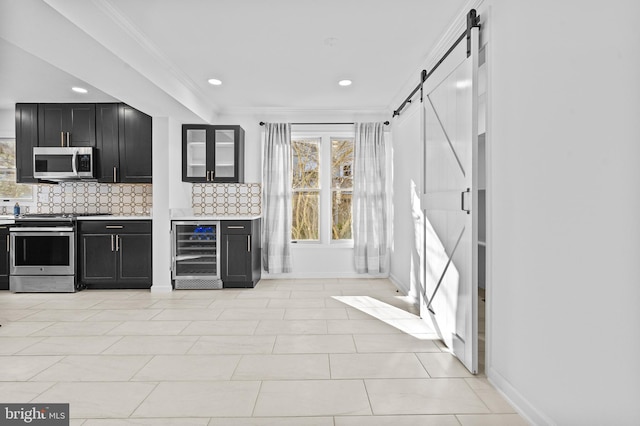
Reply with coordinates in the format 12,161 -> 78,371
10,227 -> 75,276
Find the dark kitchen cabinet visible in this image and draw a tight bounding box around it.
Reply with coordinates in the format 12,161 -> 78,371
182,125 -> 244,183
96,103 -> 152,183
15,103 -> 39,183
79,220 -> 152,289
38,103 -> 96,147
0,225 -> 9,290
221,219 -> 260,288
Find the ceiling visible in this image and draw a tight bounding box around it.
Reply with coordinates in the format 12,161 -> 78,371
0,0 -> 470,122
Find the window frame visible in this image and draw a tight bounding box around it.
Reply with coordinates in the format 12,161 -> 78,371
290,129 -> 354,247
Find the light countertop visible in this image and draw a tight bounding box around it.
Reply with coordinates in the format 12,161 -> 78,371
76,216 -> 152,221
170,215 -> 261,221
0,215 -> 151,222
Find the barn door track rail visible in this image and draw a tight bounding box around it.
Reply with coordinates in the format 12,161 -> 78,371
392,9 -> 480,118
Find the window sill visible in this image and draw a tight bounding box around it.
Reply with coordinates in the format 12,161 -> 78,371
291,241 -> 354,249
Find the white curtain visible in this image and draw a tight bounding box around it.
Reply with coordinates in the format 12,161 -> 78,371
353,122 -> 389,274
262,123 -> 293,273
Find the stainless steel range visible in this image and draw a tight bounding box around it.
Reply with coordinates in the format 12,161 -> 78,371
9,214 -> 77,293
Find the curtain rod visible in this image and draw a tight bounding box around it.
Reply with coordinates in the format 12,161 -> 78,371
259,121 -> 389,126
392,9 -> 480,119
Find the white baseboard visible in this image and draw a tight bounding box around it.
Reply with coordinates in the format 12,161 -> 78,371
487,366 -> 555,426
388,272 -> 409,295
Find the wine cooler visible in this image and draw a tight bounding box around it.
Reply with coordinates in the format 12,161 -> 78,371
171,221 -> 222,289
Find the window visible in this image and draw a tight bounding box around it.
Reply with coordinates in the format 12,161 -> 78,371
291,139 -> 320,241
0,138 -> 34,204
291,132 -> 354,243
331,138 -> 354,240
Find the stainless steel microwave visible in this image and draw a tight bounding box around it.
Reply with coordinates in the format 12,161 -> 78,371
33,146 -> 95,180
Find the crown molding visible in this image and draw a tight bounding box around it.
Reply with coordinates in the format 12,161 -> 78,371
220,106 -> 392,117
388,0 -> 485,112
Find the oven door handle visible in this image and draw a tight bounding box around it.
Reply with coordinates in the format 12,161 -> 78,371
9,227 -> 74,232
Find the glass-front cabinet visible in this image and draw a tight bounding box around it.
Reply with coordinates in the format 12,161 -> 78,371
182,125 -> 244,183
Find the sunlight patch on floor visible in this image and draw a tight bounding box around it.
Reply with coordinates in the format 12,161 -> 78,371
332,295 -> 439,340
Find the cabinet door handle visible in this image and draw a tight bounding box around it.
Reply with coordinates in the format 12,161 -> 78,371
116,235 -> 120,252
66,132 -> 70,147
113,167 -> 117,182
6,234 -> 9,253
247,235 -> 251,252
227,226 -> 245,229
111,234 -> 115,252
60,131 -> 64,147
206,171 -> 210,181
106,225 -> 124,229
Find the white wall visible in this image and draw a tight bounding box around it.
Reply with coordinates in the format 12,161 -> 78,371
151,117 -> 172,292
390,1 -> 640,424
485,1 -> 640,424
0,109 -> 14,137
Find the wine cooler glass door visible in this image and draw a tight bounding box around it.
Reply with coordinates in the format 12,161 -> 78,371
172,222 -> 219,279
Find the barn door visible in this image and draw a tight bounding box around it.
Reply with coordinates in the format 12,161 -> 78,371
420,25 -> 480,373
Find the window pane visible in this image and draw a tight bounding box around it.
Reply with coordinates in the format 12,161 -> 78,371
292,191 -> 319,241
0,139 -> 33,201
292,139 -> 319,189
332,190 -> 352,240
0,170 -> 32,199
331,138 -> 354,189
0,139 -> 17,168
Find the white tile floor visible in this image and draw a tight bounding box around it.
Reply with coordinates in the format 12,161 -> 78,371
0,279 -> 529,425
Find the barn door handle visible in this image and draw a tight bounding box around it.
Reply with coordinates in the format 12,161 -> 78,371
461,188 -> 471,214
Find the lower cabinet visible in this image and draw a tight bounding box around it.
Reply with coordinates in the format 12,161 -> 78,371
221,219 -> 261,288
0,225 -> 9,290
79,220 -> 152,289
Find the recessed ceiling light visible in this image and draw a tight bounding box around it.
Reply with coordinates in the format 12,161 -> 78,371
72,87 -> 88,93
324,37 -> 339,47
338,79 -> 352,87
208,78 -> 222,86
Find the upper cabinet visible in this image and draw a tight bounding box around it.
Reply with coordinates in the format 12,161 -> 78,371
182,124 -> 244,183
15,102 -> 152,184
96,103 -> 152,183
38,103 -> 96,147
15,103 -> 38,183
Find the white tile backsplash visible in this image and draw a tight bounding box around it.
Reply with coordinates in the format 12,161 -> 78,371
27,182 -> 152,215
1,182 -> 261,217
192,183 -> 261,216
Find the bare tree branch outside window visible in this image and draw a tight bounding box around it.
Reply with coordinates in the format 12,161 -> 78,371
0,139 -> 33,201
331,138 -> 354,240
291,139 -> 320,240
